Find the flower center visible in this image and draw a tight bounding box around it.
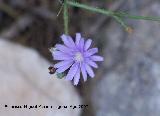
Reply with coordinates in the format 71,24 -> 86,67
74,52 -> 84,62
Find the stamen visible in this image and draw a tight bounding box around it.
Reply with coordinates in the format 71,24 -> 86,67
74,52 -> 83,62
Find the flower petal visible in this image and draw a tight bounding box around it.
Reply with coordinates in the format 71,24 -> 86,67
55,44 -> 74,55
56,61 -> 74,73
90,55 -> 104,61
61,34 -> 72,48
65,63 -> 79,80
81,62 -> 87,82
79,38 -> 85,52
84,39 -> 92,51
84,48 -> 98,57
75,33 -> 81,46
85,64 -> 95,78
53,51 -> 72,60
54,60 -> 73,68
86,58 -> 98,68
74,64 -> 80,85
68,36 -> 76,48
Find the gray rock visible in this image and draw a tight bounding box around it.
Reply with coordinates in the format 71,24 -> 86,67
92,1 -> 160,116
0,39 -> 81,116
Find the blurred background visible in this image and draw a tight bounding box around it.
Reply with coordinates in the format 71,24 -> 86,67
0,0 -> 160,116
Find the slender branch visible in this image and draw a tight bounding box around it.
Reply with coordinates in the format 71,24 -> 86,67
67,1 -> 113,16
67,1 -> 160,22
113,15 -> 128,29
115,12 -> 160,21
63,0 -> 69,34
67,1 -> 129,30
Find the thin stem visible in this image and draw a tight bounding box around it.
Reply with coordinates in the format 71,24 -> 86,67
113,15 -> 128,29
115,12 -> 160,21
63,0 -> 69,34
67,1 -> 129,30
67,1 -> 113,16
67,1 -> 160,22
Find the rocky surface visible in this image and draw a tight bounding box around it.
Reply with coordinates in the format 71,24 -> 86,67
92,1 -> 160,116
0,39 -> 81,116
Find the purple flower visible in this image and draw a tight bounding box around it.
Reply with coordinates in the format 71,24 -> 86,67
52,33 -> 104,85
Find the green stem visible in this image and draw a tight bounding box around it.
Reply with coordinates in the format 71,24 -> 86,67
113,15 -> 128,29
67,1 -> 160,22
67,1 -> 113,16
67,1 -> 129,29
115,12 -> 160,21
63,0 -> 69,34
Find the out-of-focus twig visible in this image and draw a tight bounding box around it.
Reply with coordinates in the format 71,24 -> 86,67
0,15 -> 33,39
11,2 -> 56,20
0,1 -> 57,40
0,3 -> 19,19
0,2 -> 56,20
0,3 -> 56,20
29,7 -> 56,20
